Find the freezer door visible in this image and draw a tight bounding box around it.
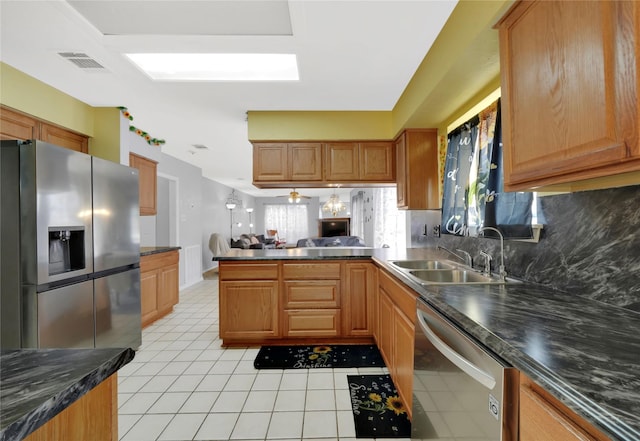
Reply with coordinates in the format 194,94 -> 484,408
92,156 -> 140,272
31,141 -> 94,284
37,280 -> 95,348
95,268 -> 141,349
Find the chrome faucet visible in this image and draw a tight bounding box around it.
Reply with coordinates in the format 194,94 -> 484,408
478,226 -> 506,281
436,245 -> 473,268
479,250 -> 492,276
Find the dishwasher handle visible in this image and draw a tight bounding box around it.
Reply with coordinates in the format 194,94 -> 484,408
417,309 -> 496,390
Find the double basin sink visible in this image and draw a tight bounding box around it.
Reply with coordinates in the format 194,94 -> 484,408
389,259 -> 508,285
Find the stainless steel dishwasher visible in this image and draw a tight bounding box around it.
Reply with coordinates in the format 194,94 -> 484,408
412,297 -> 518,441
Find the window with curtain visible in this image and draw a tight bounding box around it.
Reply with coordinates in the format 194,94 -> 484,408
351,191 -> 365,239
372,187 -> 406,249
264,204 -> 309,244
442,99 -> 534,239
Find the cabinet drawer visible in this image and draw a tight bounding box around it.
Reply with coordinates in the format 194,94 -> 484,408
282,262 -> 341,279
141,251 -> 179,272
219,262 -> 279,280
283,281 -> 340,308
284,309 -> 341,337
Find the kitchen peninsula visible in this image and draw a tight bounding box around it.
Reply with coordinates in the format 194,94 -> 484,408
0,347 -> 134,441
215,247 -> 640,441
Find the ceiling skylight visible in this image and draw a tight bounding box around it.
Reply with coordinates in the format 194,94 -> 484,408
125,53 -> 299,81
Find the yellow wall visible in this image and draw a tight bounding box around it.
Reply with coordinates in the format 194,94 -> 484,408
0,62 -> 95,136
247,111 -> 393,141
0,62 -> 122,161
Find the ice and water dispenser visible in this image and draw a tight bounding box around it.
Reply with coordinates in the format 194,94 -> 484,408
48,226 -> 86,276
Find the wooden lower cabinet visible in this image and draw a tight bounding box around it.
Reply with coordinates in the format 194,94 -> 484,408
343,262 -> 376,337
282,262 -> 342,338
520,374 -> 610,441
219,262 -> 280,344
219,280 -> 279,340
140,250 -> 179,328
25,374 -> 118,441
377,270 -> 417,417
218,260 -> 376,345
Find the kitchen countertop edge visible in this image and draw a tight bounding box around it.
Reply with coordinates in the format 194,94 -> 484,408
140,246 -> 181,256
0,347 -> 135,441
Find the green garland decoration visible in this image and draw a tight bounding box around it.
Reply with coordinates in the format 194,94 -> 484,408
118,106 -> 166,146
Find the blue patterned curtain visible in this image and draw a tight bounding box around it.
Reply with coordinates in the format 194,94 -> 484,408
443,99 -> 533,238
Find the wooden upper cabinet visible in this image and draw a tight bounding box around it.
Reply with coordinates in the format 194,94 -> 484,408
253,143 -> 289,181
1,106 -> 38,141
253,142 -> 323,183
360,141 -> 395,181
252,140 -> 395,187
325,141 -> 395,182
324,142 -> 360,181
129,153 -> 157,216
497,0 -> 640,191
395,129 -> 439,210
39,122 -> 88,153
290,143 -> 323,181
1,105 -> 89,153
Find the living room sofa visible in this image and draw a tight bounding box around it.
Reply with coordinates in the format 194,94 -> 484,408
230,234 -> 276,249
295,236 -> 366,247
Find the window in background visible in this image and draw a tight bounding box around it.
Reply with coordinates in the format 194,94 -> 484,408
372,187 -> 406,249
264,204 -> 309,245
351,191 -> 365,239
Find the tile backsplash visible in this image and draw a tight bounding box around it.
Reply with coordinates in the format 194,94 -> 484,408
410,185 -> 640,312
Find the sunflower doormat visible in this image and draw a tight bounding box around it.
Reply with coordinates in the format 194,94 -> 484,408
348,374 -> 411,438
253,344 -> 385,369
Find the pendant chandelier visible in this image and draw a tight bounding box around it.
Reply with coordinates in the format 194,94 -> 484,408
322,194 -> 345,216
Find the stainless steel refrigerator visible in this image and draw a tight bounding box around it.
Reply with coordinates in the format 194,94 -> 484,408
1,139 -> 141,349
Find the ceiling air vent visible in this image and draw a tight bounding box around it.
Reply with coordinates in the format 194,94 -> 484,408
192,144 -> 209,150
58,52 -> 106,70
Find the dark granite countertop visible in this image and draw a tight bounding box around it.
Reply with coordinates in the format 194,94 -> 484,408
0,348 -> 135,441
213,247 -> 375,261
215,247 -> 640,440
140,246 -> 181,256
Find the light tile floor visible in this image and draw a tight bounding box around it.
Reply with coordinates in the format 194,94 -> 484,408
118,276 -> 410,441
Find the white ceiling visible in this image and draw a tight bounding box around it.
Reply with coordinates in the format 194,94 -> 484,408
0,0 -> 457,198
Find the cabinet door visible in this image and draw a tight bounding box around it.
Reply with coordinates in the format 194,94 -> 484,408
324,142 -> 360,181
377,287 -> 394,370
289,143 -> 323,181
129,153 -> 157,216
393,306 -> 414,415
220,280 -> 279,340
498,0 -> 639,190
158,263 -> 179,313
253,143 -> 289,181
140,269 -> 158,327
39,122 -> 89,153
360,142 -> 395,181
395,134 -> 407,208
343,263 -> 376,336
0,106 -> 37,141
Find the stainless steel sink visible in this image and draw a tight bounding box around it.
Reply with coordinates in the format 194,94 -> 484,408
391,260 -> 454,270
409,269 -> 505,284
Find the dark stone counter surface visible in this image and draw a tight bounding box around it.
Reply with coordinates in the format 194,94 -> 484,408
216,247 -> 640,440
140,246 -> 181,256
0,348 -> 135,441
213,247 -> 375,261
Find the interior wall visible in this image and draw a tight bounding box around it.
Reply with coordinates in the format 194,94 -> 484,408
409,185 -> 640,312
201,178 -> 255,272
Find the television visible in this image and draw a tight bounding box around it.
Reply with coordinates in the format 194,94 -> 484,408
319,218 -> 350,237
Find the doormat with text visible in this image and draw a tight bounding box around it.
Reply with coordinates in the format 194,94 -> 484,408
253,344 -> 385,369
348,374 -> 411,438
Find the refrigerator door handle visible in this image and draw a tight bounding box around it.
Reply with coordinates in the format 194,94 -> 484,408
417,309 -> 496,390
